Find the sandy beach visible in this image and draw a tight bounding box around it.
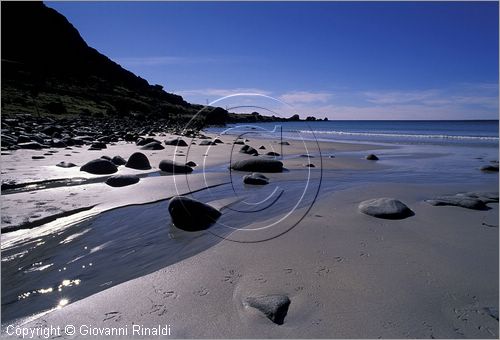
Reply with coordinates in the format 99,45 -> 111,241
1,128 -> 498,339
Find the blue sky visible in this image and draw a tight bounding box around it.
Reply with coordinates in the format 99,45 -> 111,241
46,1 -> 498,119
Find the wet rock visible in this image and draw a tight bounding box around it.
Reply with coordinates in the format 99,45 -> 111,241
168,196 -> 221,231
17,135 -> 32,143
186,161 -> 197,167
89,141 -> 107,150
111,155 -> 127,166
359,198 -> 414,219
279,141 -> 290,145
213,138 -> 223,144
101,155 -> 112,161
56,161 -> 77,168
259,145 -> 266,150
233,139 -> 245,145
243,173 -> 269,185
140,141 -> 164,150
304,163 -> 315,167
18,142 -> 44,150
240,145 -> 259,156
266,152 -> 280,157
159,160 -> 193,173
80,159 -> 118,175
105,175 -> 140,187
32,155 -> 45,159
366,154 -> 379,160
164,138 -> 188,146
231,158 -> 283,173
480,164 -> 499,172
245,294 -> 291,325
125,152 -> 151,170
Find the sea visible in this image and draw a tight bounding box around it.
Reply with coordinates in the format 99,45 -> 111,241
206,120 -> 499,147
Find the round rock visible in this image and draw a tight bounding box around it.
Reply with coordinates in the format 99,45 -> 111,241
168,196 -> 221,231
159,160 -> 193,173
359,198 -> 413,219
105,175 -> 140,187
80,159 -> 118,175
125,152 -> 151,170
56,161 -> 77,168
243,173 -> 269,185
231,158 -> 283,173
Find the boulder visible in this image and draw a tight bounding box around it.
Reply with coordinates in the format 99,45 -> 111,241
213,138 -> 223,144
168,196 -> 221,231
480,164 -> 499,172
304,163 -> 315,167
125,152 -> 151,170
366,154 -> 379,161
111,155 -> 127,166
245,295 -> 291,325
259,145 -> 266,150
80,159 -> 118,175
186,161 -> 197,167
159,160 -> 193,173
32,155 -> 45,160
456,191 -> 498,203
140,141 -> 165,150
359,198 -> 414,219
266,151 -> 280,157
105,175 -> 140,187
56,161 -> 77,168
164,138 -> 188,146
243,173 -> 269,185
279,141 -> 290,145
240,145 -> 259,156
231,158 -> 283,173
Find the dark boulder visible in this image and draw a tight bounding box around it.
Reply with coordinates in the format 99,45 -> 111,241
136,137 -> 160,146
266,151 -> 280,157
480,164 -> 499,172
125,152 -> 151,170
80,159 -> 118,175
259,145 -> 266,150
186,161 -> 197,167
140,141 -> 164,150
111,155 -> 127,166
168,196 -> 221,231
164,138 -> 188,147
366,154 -> 379,161
243,173 -> 269,185
359,198 -> 414,219
240,145 -> 259,156
105,175 -> 140,187
231,158 -> 283,173
159,159 -> 193,173
245,295 -> 291,325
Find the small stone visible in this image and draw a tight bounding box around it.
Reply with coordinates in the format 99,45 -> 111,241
245,294 -> 291,325
366,154 -> 379,160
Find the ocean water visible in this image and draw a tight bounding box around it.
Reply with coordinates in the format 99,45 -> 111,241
207,120 -> 499,146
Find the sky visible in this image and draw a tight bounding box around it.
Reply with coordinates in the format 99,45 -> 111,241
46,1 -> 499,120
